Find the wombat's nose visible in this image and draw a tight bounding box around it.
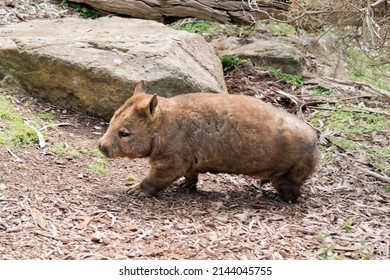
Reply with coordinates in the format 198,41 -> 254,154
98,141 -> 110,158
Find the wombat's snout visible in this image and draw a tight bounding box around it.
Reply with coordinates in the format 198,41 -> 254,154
98,140 -> 110,158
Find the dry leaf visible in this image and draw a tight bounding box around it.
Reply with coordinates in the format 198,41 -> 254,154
31,209 -> 47,229
77,216 -> 92,230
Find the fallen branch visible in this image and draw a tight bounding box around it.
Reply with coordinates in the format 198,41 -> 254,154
336,149 -> 390,184
324,77 -> 390,103
354,165 -> 390,184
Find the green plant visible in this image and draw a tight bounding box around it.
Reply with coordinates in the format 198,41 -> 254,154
127,173 -> 138,182
343,218 -> 354,232
0,91 -> 41,148
92,148 -> 106,159
39,112 -> 54,122
264,67 -> 304,85
178,21 -> 219,42
328,136 -> 390,176
10,123 -> 39,146
268,23 -> 297,37
314,108 -> 390,138
50,143 -> 84,158
177,21 -> 255,42
220,55 -> 250,72
61,0 -> 102,19
318,233 -> 342,260
88,163 -> 107,175
345,47 -> 390,91
307,87 -> 331,96
0,94 -> 21,121
357,239 -> 372,260
87,149 -> 108,175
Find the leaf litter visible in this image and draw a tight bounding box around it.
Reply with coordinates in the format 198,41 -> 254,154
0,1 -> 389,260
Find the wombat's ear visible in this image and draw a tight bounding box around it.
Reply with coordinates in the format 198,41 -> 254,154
133,80 -> 146,96
148,94 -> 158,117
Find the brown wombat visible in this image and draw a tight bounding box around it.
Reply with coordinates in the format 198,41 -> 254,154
98,81 -> 320,202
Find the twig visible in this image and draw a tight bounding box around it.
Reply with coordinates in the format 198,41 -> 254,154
275,90 -> 299,105
0,218 -> 9,229
307,105 -> 390,117
353,202 -> 390,212
6,148 -> 23,162
40,122 -> 74,131
337,150 -> 390,184
24,119 -> 45,148
324,77 -> 390,102
33,230 -> 70,242
355,165 -> 390,184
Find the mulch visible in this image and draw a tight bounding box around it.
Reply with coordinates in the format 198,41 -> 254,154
1,66 -> 389,260
0,1 -> 389,260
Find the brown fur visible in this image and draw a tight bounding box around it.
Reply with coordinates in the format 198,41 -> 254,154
98,81 -> 320,202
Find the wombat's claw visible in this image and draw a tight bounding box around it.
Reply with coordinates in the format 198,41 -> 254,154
126,183 -> 149,197
262,190 -> 283,202
178,179 -> 198,192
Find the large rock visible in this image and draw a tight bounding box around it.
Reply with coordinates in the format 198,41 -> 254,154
212,37 -> 305,75
0,17 -> 226,120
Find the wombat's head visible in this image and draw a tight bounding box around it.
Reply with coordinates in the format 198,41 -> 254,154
98,81 -> 160,159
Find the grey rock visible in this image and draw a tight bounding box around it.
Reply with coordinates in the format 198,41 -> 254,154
0,17 -> 226,120
213,37 -> 305,75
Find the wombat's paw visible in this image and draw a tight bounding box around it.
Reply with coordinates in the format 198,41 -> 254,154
178,179 -> 198,192
262,190 -> 284,202
126,183 -> 150,197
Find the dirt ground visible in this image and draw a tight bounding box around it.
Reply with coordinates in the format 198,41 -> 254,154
1,66 -> 389,260
1,1 -> 390,260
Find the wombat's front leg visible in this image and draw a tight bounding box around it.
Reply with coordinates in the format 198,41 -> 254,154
126,167 -> 182,197
126,183 -> 149,197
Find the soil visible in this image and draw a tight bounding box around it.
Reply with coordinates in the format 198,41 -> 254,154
1,1 -> 389,260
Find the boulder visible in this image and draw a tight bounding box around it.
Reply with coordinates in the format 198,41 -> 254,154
212,37 -> 305,75
0,17 -> 226,120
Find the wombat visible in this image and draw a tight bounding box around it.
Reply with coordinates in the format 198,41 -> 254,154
98,81 -> 320,202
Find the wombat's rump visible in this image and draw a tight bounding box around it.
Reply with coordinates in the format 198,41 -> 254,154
98,81 -> 320,202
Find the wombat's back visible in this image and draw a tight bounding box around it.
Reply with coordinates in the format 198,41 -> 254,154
167,93 -> 319,180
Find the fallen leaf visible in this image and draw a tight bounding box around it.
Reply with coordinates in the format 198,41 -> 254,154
77,216 -> 92,230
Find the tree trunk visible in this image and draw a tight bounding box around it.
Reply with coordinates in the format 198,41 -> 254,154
70,0 -> 290,24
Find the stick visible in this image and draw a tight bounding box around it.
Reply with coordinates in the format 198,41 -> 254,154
33,230 -> 70,242
307,105 -> 390,117
6,148 -> 23,162
0,218 -> 9,229
337,152 -> 390,184
40,122 -> 74,131
275,89 -> 299,105
355,165 -> 390,184
24,119 -> 45,148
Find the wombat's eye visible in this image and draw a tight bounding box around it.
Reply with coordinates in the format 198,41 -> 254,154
118,130 -> 131,138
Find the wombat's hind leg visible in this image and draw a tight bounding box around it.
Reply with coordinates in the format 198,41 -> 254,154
178,173 -> 199,192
